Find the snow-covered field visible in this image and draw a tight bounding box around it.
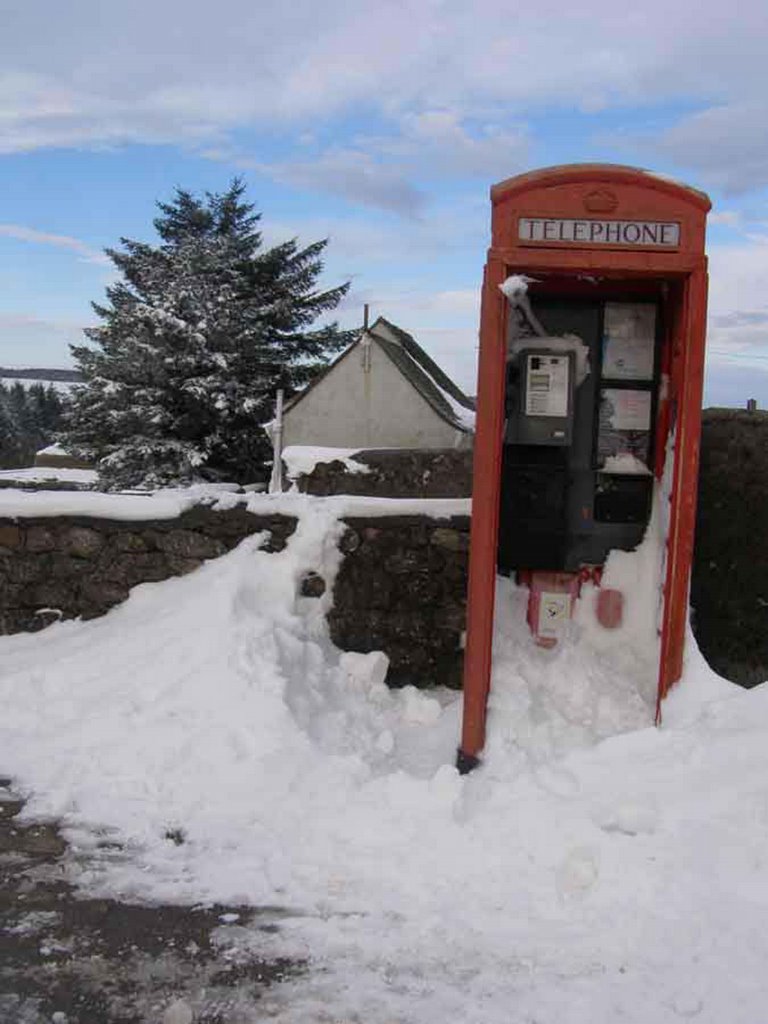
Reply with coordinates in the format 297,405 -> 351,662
0,494 -> 765,1023
0,377 -> 78,395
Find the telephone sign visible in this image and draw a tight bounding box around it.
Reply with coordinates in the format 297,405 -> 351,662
518,217 -> 680,248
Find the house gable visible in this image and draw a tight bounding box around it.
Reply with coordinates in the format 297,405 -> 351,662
281,323 -> 472,450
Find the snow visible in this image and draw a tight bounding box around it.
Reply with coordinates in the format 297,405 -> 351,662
0,486 -> 470,521
400,355 -> 476,432
499,273 -> 535,303
281,445 -> 371,480
602,453 -> 652,475
0,494 -> 766,1023
0,466 -> 98,486
433,380 -> 476,431
36,442 -> 68,456
247,492 -> 471,520
0,487 -> 220,520
0,377 -> 77,394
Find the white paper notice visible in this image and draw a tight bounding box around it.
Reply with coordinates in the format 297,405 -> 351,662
602,303 -> 656,381
537,592 -> 571,638
525,355 -> 570,418
602,388 -> 652,431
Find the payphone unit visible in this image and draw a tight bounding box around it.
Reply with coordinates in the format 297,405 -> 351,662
458,164 -> 710,773
506,348 -> 575,447
499,291 -> 661,574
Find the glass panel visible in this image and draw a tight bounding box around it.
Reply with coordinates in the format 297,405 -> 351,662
602,302 -> 656,381
597,388 -> 652,469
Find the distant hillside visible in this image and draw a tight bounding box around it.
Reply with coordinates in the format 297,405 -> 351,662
691,407 -> 768,687
0,367 -> 84,383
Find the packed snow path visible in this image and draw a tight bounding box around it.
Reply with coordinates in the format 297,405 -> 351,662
0,778 -> 296,1023
0,499 -> 764,1023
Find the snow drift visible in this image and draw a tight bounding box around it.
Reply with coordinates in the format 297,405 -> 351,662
0,495 -> 764,1024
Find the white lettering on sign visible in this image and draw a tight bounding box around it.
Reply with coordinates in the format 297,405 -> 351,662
518,218 -> 680,248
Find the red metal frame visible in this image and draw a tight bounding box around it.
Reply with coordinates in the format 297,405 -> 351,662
656,267 -> 709,717
460,164 -> 710,765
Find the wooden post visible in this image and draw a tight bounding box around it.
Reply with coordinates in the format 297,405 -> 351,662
268,388 -> 285,494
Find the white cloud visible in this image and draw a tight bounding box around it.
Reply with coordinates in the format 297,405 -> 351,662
708,234 -> 768,327
0,224 -> 109,265
709,211 -> 743,227
254,197 -> 489,277
413,326 -> 478,394
335,285 -> 481,392
0,313 -> 89,367
1,0 -> 767,181
256,149 -> 427,217
213,112 -> 527,215
702,234 -> 768,405
368,287 -> 480,321
656,104 -> 768,194
4,0 -> 768,399
367,111 -> 530,181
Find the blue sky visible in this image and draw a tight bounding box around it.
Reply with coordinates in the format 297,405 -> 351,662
2,0 -> 768,407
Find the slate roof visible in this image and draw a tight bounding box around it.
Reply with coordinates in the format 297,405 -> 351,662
284,316 -> 475,433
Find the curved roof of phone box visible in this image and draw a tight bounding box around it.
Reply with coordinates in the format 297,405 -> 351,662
490,163 -> 711,212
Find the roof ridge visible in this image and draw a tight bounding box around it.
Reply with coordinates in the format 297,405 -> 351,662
370,331 -> 471,433
371,317 -> 474,410
282,317 -> 474,434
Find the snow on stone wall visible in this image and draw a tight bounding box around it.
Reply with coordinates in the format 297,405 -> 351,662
292,447 -> 473,499
0,507 -> 297,635
0,502 -> 470,689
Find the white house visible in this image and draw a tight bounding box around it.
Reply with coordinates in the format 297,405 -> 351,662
280,317 -> 475,451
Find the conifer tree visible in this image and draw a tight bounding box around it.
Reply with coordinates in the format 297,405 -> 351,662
62,180 -> 351,489
0,382 -> 65,468
0,385 -> 23,469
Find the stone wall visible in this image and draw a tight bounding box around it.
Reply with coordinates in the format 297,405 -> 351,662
290,448 -> 473,498
691,409 -> 768,687
0,506 -> 296,634
0,478 -> 93,492
328,515 -> 470,688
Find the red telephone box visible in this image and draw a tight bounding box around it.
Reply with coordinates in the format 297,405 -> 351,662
458,164 -> 710,773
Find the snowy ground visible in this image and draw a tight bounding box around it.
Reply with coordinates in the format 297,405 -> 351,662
0,495 -> 766,1023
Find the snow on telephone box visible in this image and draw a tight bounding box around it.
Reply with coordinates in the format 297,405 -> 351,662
457,163 -> 711,773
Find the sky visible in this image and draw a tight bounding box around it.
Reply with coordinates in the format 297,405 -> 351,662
1,0 -> 768,407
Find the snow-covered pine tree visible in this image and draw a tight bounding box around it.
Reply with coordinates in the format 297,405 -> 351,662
0,384 -> 23,469
62,180 -> 351,489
